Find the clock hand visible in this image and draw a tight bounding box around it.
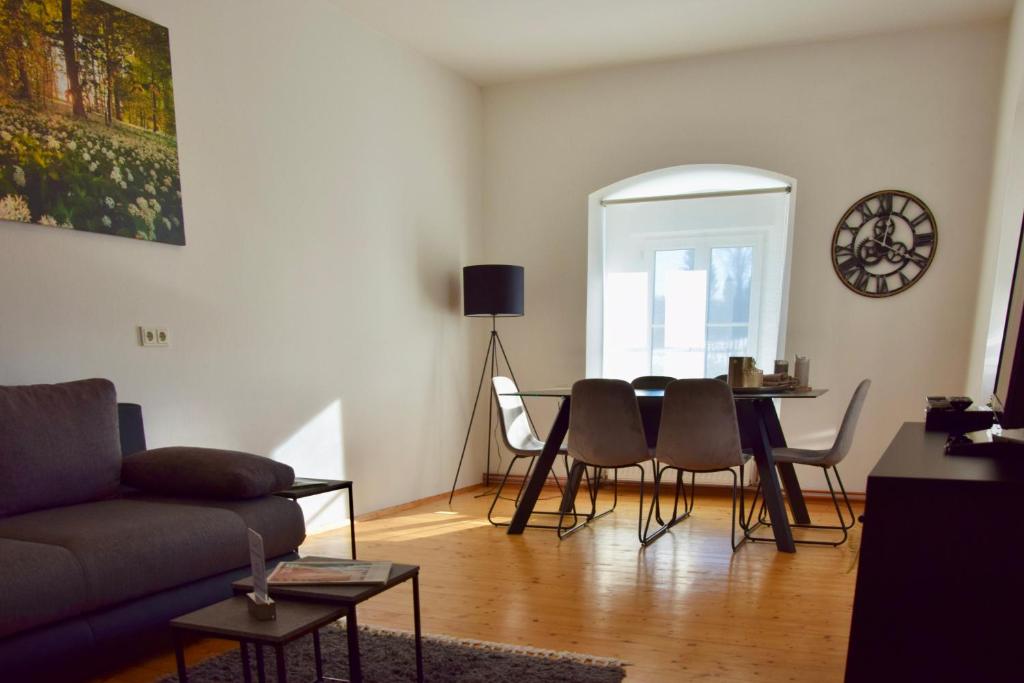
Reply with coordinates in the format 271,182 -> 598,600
866,237 -> 903,254
866,238 -> 926,265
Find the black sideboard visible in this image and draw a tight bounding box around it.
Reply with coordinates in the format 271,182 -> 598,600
846,422 -> 1024,682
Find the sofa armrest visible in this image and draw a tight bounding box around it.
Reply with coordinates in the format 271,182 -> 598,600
122,447 -> 295,499
117,403 -> 147,457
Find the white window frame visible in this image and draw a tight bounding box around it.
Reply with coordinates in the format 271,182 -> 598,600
586,164 -> 797,379
643,229 -> 768,378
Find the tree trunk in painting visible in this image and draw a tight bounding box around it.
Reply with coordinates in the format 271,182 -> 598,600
104,14 -> 113,125
61,0 -> 85,117
6,0 -> 32,100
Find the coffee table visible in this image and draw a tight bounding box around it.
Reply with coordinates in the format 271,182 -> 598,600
275,479 -> 356,559
170,595 -> 346,682
234,561 -> 423,683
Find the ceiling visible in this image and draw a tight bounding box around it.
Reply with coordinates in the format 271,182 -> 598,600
333,0 -> 1013,85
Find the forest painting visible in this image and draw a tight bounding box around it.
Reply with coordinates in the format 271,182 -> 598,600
0,0 -> 183,245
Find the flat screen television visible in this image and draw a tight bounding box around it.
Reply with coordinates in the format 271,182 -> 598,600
993,213 -> 1024,429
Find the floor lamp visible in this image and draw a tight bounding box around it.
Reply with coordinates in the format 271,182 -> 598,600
449,264 -> 529,504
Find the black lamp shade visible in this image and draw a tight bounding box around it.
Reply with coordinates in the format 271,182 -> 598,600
463,265 -> 524,317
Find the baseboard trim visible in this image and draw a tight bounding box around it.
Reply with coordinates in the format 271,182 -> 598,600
356,483 -> 484,522
481,471 -> 866,503
352,474 -> 864,525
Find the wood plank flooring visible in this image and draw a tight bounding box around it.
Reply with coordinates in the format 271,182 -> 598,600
89,485 -> 861,682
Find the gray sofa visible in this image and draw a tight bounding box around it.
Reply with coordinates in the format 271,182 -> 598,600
0,379 -> 306,677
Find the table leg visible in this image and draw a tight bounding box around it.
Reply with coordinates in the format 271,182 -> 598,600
347,485 -> 357,559
240,640 -> 253,683
173,631 -> 188,683
413,572 -> 424,683
757,399 -> 812,525
346,605 -> 363,683
313,630 -> 324,682
274,644 -> 287,683
256,643 -> 266,683
777,462 -> 811,525
750,400 -> 796,553
508,397 -> 571,533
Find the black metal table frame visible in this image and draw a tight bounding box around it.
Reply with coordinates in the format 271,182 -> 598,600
172,608 -> 340,683
506,389 -> 823,553
275,479 -> 357,559
338,571 -> 423,683
232,567 -> 424,683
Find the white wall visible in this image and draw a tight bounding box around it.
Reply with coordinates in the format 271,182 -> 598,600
0,0 -> 484,530
482,23 -> 1005,493
970,0 -> 1024,400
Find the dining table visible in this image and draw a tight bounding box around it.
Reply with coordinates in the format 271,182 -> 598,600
502,385 -> 828,553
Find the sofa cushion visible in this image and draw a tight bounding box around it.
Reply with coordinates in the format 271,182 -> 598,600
0,538 -> 89,638
124,494 -> 306,558
0,499 -> 259,613
0,379 -> 121,517
122,447 -> 294,499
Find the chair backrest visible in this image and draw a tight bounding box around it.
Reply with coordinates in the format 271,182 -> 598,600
655,379 -> 745,471
492,376 -> 538,453
568,379 -> 651,467
630,375 -> 676,390
822,379 -> 871,466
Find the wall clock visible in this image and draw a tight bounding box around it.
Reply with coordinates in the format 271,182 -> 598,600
831,189 -> 937,298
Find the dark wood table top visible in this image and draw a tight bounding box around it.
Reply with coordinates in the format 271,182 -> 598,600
871,422 -> 1024,483
503,387 -> 827,400
233,560 -> 419,605
169,595 -> 345,644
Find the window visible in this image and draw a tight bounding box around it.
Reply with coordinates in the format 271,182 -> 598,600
652,241 -> 757,378
588,165 -> 794,382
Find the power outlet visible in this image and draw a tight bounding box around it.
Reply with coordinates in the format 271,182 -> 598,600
138,326 -> 169,347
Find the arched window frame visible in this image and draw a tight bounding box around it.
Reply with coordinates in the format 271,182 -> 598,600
586,164 -> 798,378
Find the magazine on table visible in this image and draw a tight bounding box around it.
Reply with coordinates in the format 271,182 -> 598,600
268,558 -> 392,585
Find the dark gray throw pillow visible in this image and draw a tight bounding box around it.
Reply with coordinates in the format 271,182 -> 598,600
122,447 -> 295,499
0,378 -> 122,517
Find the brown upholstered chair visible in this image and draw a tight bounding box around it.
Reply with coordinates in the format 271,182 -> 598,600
644,378 -> 752,550
558,379 -> 654,541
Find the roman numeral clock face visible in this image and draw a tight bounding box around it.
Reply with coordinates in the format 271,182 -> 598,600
831,190 -> 937,297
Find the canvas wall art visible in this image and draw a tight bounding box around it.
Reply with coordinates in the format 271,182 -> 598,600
0,0 -> 184,245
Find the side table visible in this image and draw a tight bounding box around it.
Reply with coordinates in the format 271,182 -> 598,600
170,596 -> 346,683
234,560 -> 423,683
276,479 -> 356,559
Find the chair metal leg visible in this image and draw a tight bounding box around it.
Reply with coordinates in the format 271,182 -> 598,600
584,467 -> 617,523
512,456 -> 535,506
740,474 -> 766,536
832,467 -> 857,530
558,461 -> 592,539
558,463 -> 632,540
729,468 -> 750,552
643,465 -> 745,550
634,464 -> 646,545
487,456 -> 520,526
747,465 -> 857,546
489,455 -> 578,529
642,464 -> 693,545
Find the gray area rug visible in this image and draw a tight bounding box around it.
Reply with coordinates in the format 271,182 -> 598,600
161,623 -> 628,682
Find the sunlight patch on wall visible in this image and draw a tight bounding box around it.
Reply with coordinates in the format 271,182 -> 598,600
272,400 -> 347,534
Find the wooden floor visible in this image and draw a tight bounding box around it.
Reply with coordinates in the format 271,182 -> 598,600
90,485 -> 861,682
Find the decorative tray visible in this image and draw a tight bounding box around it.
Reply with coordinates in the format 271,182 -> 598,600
731,386 -> 793,394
